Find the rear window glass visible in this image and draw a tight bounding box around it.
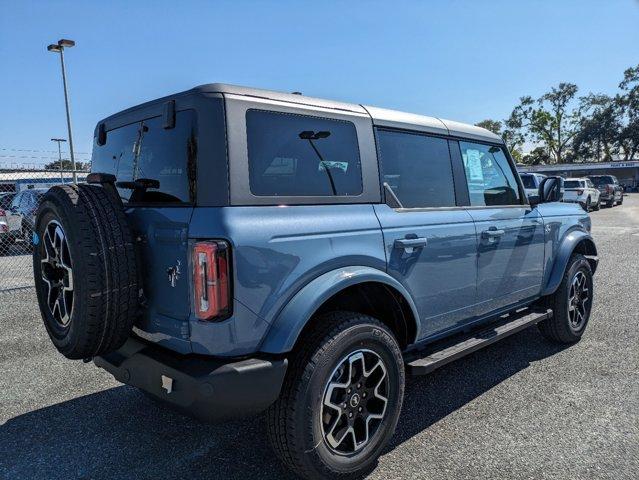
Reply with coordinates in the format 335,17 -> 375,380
92,110 -> 197,203
589,176 -> 614,186
520,175 -> 536,189
246,110 -> 362,197
564,180 -> 582,188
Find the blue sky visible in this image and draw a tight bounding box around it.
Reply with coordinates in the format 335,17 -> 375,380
1,0 -> 637,166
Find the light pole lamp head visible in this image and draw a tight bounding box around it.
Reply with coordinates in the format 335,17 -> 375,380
51,138 -> 67,143
47,44 -> 62,52
58,39 -> 75,48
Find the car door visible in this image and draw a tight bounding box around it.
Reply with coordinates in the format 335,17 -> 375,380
374,129 -> 478,340
457,140 -> 545,316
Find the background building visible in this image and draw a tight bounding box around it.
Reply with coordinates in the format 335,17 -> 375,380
518,160 -> 639,189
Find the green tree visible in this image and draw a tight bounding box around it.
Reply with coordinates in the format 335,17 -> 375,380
521,146 -> 551,165
618,64 -> 639,160
573,94 -> 622,162
475,119 -> 502,135
510,83 -> 581,164
44,159 -> 89,171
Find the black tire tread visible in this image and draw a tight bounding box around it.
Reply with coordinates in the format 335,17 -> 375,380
538,253 -> 591,344
35,184 -> 138,359
266,311 -> 402,480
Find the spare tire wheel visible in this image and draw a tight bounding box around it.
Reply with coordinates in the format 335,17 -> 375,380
33,183 -> 139,359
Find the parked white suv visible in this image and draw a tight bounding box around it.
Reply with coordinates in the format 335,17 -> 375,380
563,178 -> 600,211
519,173 -> 546,198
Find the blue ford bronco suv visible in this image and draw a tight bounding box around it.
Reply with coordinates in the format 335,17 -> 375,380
34,84 -> 597,480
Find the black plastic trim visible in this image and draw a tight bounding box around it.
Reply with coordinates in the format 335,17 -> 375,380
94,337 -> 288,422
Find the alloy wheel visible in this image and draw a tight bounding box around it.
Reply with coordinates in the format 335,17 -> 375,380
567,270 -> 590,331
40,220 -> 74,327
320,349 -> 389,455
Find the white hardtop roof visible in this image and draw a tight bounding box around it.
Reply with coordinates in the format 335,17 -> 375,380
190,84 -> 503,144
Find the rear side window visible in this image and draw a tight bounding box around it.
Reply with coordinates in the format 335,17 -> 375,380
520,175 -> 535,189
376,129 -> 456,208
459,141 -> 522,206
564,180 -> 583,188
246,110 -> 362,197
92,110 -> 197,203
590,176 -> 614,186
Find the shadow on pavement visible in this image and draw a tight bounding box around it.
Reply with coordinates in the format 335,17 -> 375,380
0,328 -> 566,480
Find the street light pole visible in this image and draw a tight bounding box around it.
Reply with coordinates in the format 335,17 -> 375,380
47,39 -> 77,183
51,138 -> 67,183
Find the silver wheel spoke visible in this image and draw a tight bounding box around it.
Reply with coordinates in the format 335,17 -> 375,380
40,220 -> 74,327
320,348 -> 390,455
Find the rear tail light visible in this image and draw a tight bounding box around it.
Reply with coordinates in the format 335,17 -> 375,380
192,240 -> 231,321
0,208 -> 5,217
0,223 -> 7,233
576,189 -> 584,195
606,185 -> 614,193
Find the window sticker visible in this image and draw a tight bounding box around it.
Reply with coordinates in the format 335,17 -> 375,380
465,149 -> 484,182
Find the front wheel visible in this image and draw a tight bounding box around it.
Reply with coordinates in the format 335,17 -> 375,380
267,311 -> 405,480
538,254 -> 593,344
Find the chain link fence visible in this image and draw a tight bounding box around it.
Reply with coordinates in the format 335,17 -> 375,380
0,167 -> 88,292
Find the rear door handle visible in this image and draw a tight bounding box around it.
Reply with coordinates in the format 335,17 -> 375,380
394,237 -> 428,252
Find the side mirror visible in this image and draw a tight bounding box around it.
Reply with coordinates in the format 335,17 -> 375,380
539,176 -> 564,203
527,193 -> 541,208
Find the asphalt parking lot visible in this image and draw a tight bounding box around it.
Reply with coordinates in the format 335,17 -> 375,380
1,196 -> 638,480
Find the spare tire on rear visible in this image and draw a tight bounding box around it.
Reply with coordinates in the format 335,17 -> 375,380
33,183 -> 139,359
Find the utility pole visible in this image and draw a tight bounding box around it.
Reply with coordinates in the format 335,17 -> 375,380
51,138 -> 67,183
47,39 -> 77,183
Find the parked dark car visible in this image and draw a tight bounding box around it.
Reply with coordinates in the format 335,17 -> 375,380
588,175 -> 623,207
5,189 -> 48,247
0,192 -> 16,210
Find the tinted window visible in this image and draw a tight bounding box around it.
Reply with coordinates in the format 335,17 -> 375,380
590,176 -> 614,186
246,110 -> 362,197
92,110 -> 197,203
520,175 -> 536,189
459,141 -> 522,206
564,180 -> 582,189
377,129 -> 455,208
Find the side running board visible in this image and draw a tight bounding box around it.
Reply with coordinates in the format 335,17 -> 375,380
405,308 -> 553,375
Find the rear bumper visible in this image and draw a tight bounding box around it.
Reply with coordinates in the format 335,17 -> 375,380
94,337 -> 288,422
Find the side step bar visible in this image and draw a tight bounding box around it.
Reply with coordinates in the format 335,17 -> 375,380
405,308 -> 553,375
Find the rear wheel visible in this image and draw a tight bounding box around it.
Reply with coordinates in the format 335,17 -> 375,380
592,199 -> 600,211
538,254 -> 593,344
266,311 -> 404,480
583,197 -> 591,212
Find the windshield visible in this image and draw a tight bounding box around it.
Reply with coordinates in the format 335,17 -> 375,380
91,110 -> 197,204
590,176 -> 614,186
520,175 -> 536,189
564,180 -> 582,189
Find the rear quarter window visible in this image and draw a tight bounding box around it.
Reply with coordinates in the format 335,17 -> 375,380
246,110 -> 362,197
